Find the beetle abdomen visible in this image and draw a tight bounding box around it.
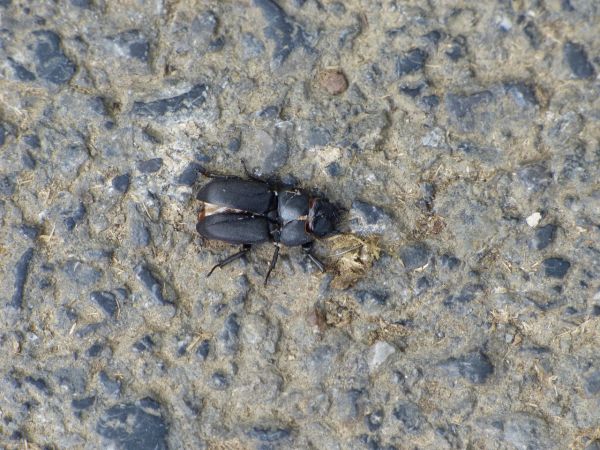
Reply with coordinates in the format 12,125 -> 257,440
197,213 -> 271,245
196,179 -> 274,214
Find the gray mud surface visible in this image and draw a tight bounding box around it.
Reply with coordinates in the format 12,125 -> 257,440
1,1 -> 599,449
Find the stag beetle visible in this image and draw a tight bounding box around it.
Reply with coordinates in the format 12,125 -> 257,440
196,176 -> 339,285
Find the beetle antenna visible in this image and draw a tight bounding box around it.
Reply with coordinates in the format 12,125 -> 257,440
241,158 -> 251,176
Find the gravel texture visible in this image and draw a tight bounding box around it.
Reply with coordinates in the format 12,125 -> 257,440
1,1 -> 599,449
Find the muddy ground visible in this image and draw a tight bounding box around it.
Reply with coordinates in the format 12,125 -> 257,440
1,0 -> 599,449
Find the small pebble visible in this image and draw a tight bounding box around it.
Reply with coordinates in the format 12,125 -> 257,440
134,264 -> 171,304
416,276 -> 431,291
318,69 -> 348,95
63,260 -> 102,286
523,22 -> 541,48
517,163 -> 552,192
421,95 -> 440,108
396,48 -> 428,76
19,224 -> 39,240
0,174 -> 15,196
399,242 -> 431,270
366,409 -> 384,432
227,137 -> 241,153
526,212 -> 541,227
349,200 -> 393,235
368,341 -> 396,372
130,220 -> 150,247
326,161 -> 342,177
99,371 -> 121,396
587,441 -> 600,450
25,376 -> 51,395
422,30 -> 443,45
355,289 -> 388,306
393,402 -> 423,433
33,30 -> 76,84
543,257 -> 571,278
532,224 -> 557,250
220,314 -> 240,354
241,33 -> 265,59
112,173 -> 130,193
72,396 -> 96,410
445,35 -> 467,61
23,134 -> 41,148
258,105 -> 279,119
584,370 -> 600,396
211,372 -> 229,390
9,58 -> 36,81
564,41 -> 595,79
132,84 -> 208,118
97,398 -> 168,448
439,351 -> 494,384
22,151 -> 36,169
90,291 -> 118,317
443,283 -> 484,307
440,253 -> 461,270
196,340 -> 210,360
137,158 -> 163,174
498,17 -> 512,31
86,342 -> 104,357
247,426 -> 291,442
133,335 -> 155,353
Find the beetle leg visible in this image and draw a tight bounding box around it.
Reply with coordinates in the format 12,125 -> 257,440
264,244 -> 280,286
302,242 -> 325,272
207,244 -> 251,277
241,159 -> 254,178
198,166 -> 244,180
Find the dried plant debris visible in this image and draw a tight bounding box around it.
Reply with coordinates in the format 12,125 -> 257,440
367,318 -> 410,345
322,296 -> 355,328
326,234 -> 381,289
413,214 -> 446,238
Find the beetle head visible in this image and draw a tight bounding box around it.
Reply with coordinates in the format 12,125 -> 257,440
309,199 -> 339,237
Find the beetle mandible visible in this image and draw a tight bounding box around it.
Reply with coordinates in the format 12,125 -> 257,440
196,176 -> 339,285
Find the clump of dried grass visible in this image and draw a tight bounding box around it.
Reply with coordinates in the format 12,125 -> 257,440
326,234 -> 381,289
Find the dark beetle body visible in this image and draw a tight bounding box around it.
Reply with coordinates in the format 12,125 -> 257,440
196,179 -> 275,245
197,178 -> 275,215
196,177 -> 339,284
197,213 -> 271,245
